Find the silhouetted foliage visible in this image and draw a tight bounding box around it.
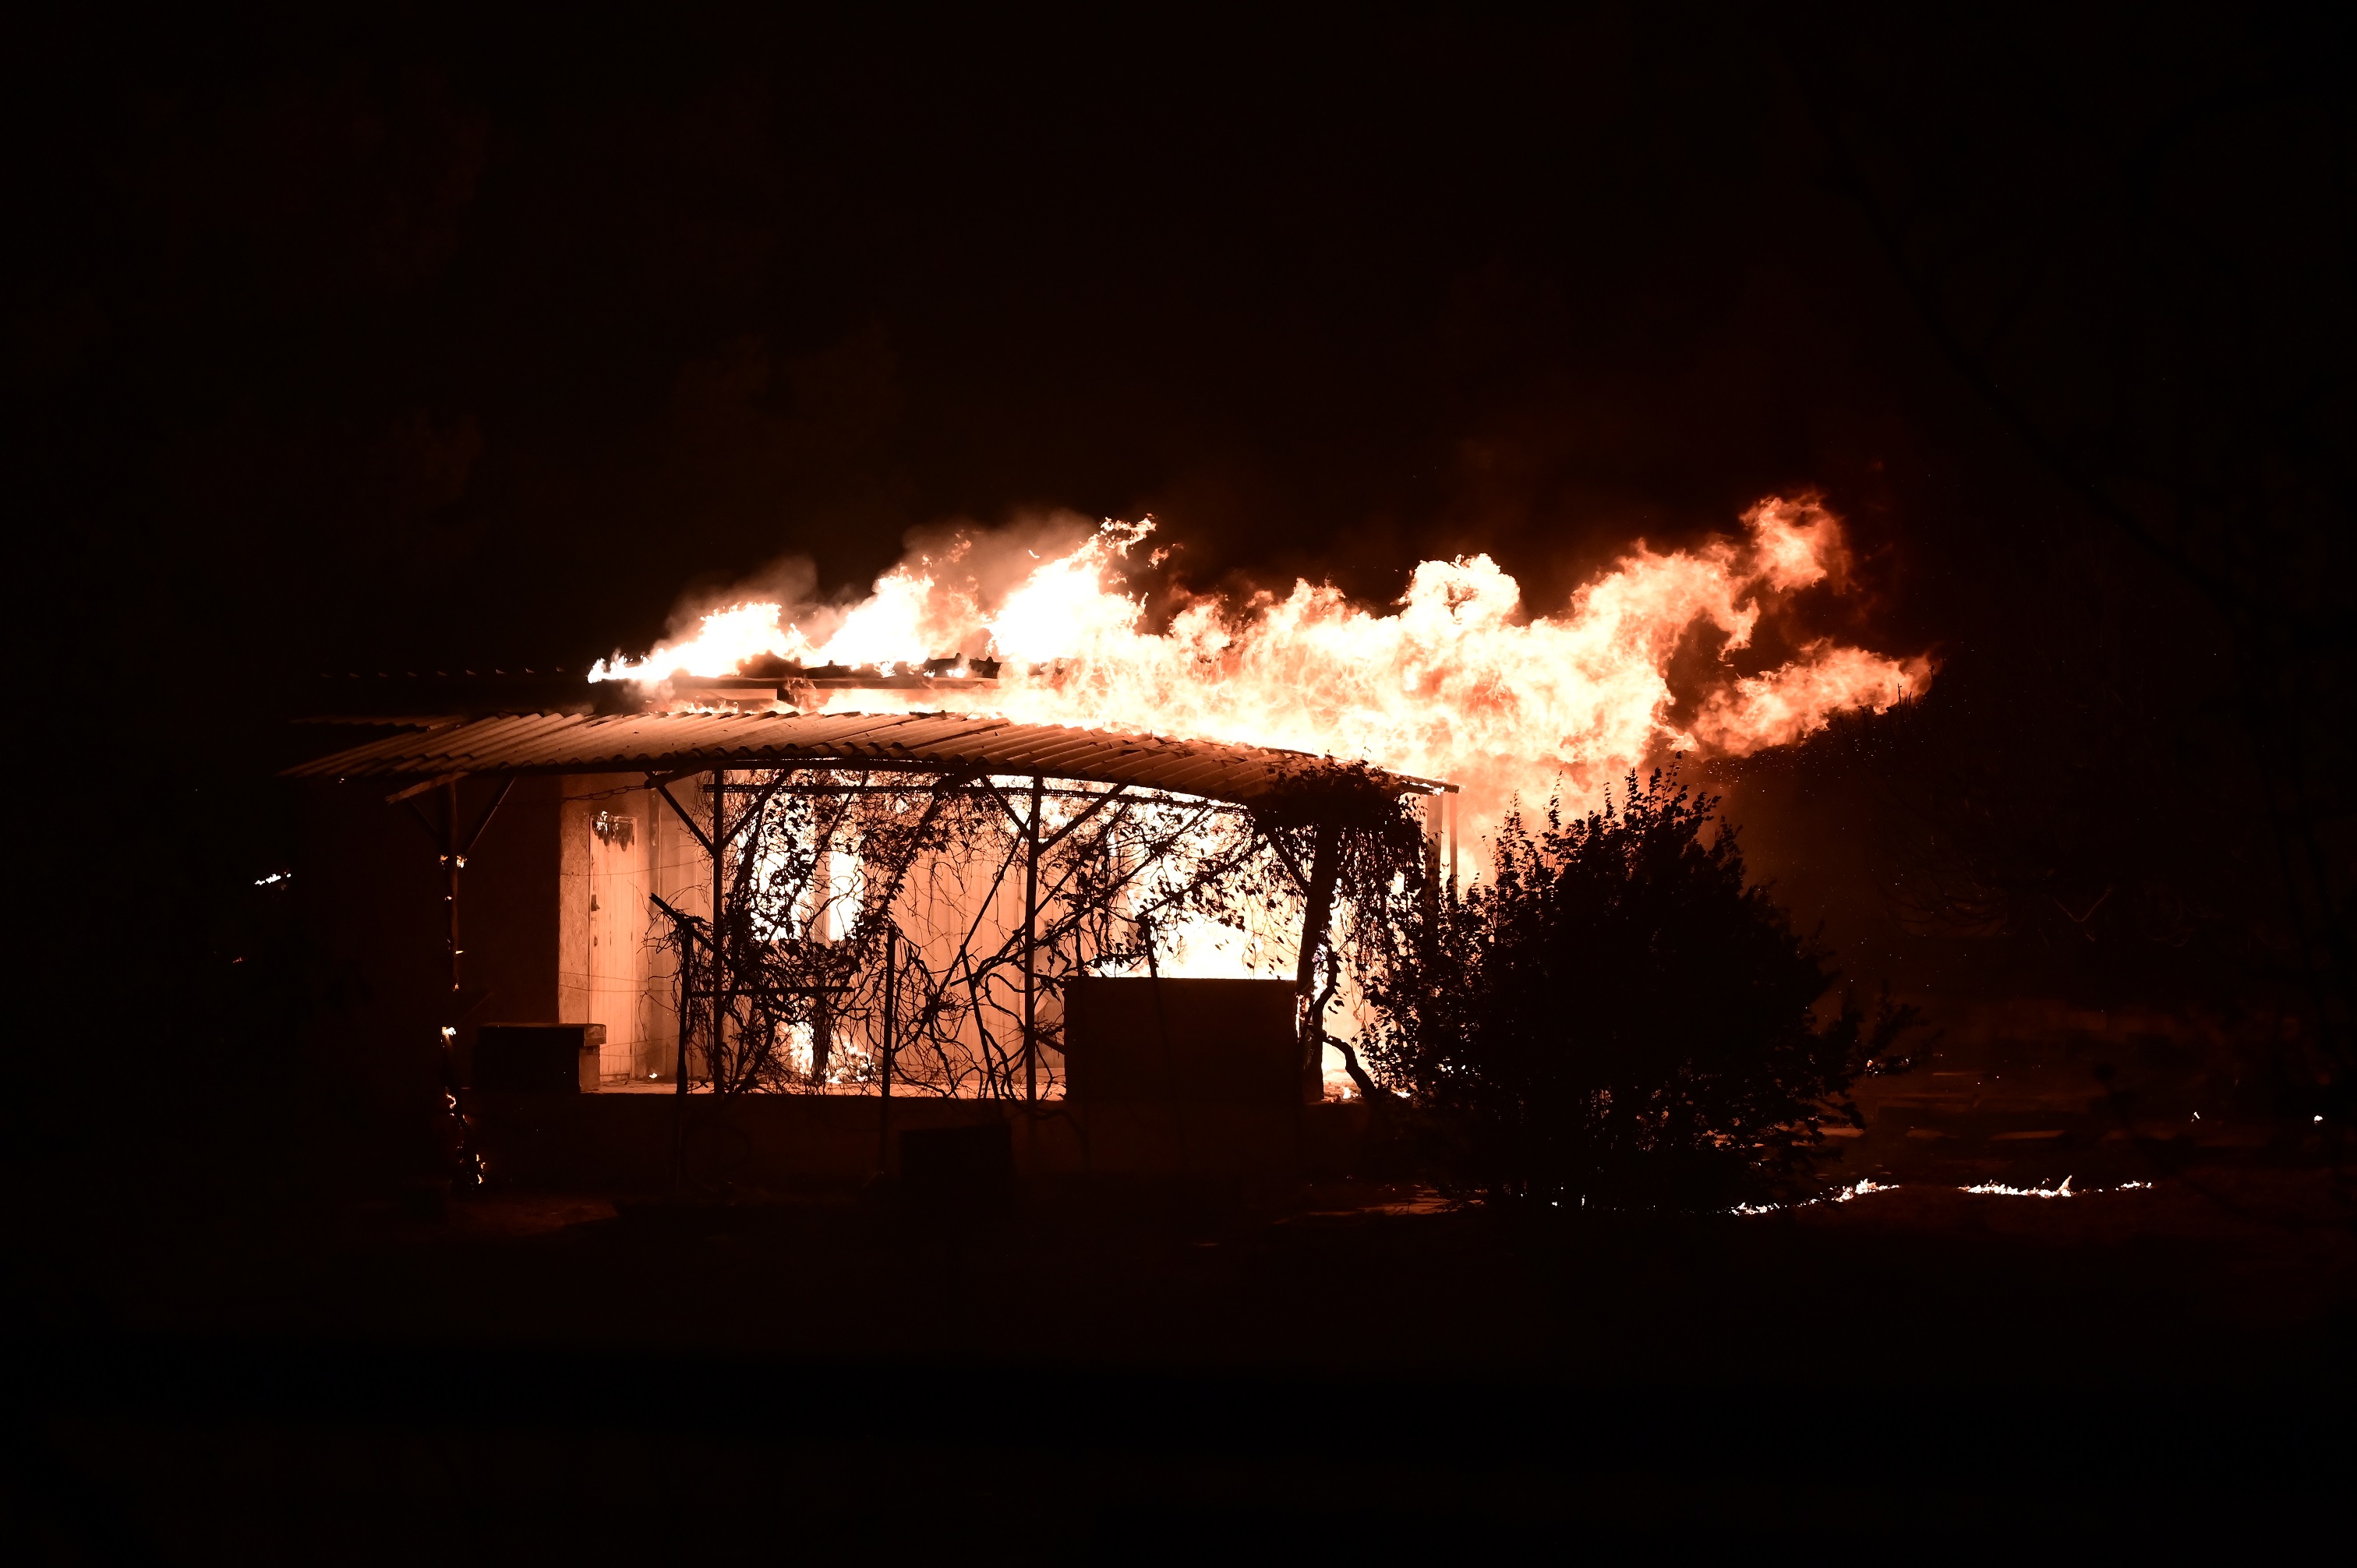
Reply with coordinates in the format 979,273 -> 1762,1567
1366,771 -> 1913,1210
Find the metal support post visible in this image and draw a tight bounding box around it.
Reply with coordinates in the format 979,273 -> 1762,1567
1022,774 -> 1042,1111
674,912 -> 694,1097
1447,789 -> 1458,896
1294,820 -> 1342,1104
811,819 -> 832,1084
878,923 -> 897,1175
708,768 -> 726,1093
444,778 -> 463,997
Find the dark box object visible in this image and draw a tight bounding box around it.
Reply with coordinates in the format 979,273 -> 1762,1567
1062,976 -> 1298,1106
474,1023 -> 606,1093
899,1121 -> 1013,1195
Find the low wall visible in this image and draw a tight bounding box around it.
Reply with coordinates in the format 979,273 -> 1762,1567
465,1091 -> 1373,1192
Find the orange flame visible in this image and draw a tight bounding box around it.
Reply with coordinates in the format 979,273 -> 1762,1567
591,498 -> 1930,834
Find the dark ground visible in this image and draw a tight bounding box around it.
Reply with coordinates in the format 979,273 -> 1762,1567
16,1145 -> 2353,1562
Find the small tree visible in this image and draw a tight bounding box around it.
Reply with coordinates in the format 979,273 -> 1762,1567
1366,770 -> 1912,1210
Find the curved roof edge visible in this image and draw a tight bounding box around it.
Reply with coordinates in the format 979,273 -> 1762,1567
284,709 -> 1454,809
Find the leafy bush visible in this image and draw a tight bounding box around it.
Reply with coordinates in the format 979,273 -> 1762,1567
1364,771 -> 1912,1210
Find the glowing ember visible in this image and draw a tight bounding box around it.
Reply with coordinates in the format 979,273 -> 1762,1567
592,498 -> 1931,833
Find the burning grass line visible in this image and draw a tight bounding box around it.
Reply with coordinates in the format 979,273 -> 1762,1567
1730,1175 -> 2157,1215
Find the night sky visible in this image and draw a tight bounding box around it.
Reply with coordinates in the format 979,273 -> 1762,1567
12,5 -> 2347,1022
21,9 -> 1995,669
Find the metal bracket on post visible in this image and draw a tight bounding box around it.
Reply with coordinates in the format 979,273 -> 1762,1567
1261,827 -> 1313,898
461,776 -> 516,860
974,773 -> 1032,838
648,772 -> 715,856
1038,784 -> 1126,854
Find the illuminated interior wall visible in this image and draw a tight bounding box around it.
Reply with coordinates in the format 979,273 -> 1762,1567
561,775 -> 701,1084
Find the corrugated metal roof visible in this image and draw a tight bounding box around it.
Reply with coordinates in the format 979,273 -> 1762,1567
285,710 -> 1449,807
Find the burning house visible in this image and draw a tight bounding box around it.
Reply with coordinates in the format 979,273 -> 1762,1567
288,503 -> 1924,1189
290,670 -> 1454,1189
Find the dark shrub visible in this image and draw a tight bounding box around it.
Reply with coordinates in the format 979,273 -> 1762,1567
1364,770 -> 1912,1210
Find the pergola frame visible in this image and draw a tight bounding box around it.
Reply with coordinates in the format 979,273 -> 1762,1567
293,710 -> 1458,1138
